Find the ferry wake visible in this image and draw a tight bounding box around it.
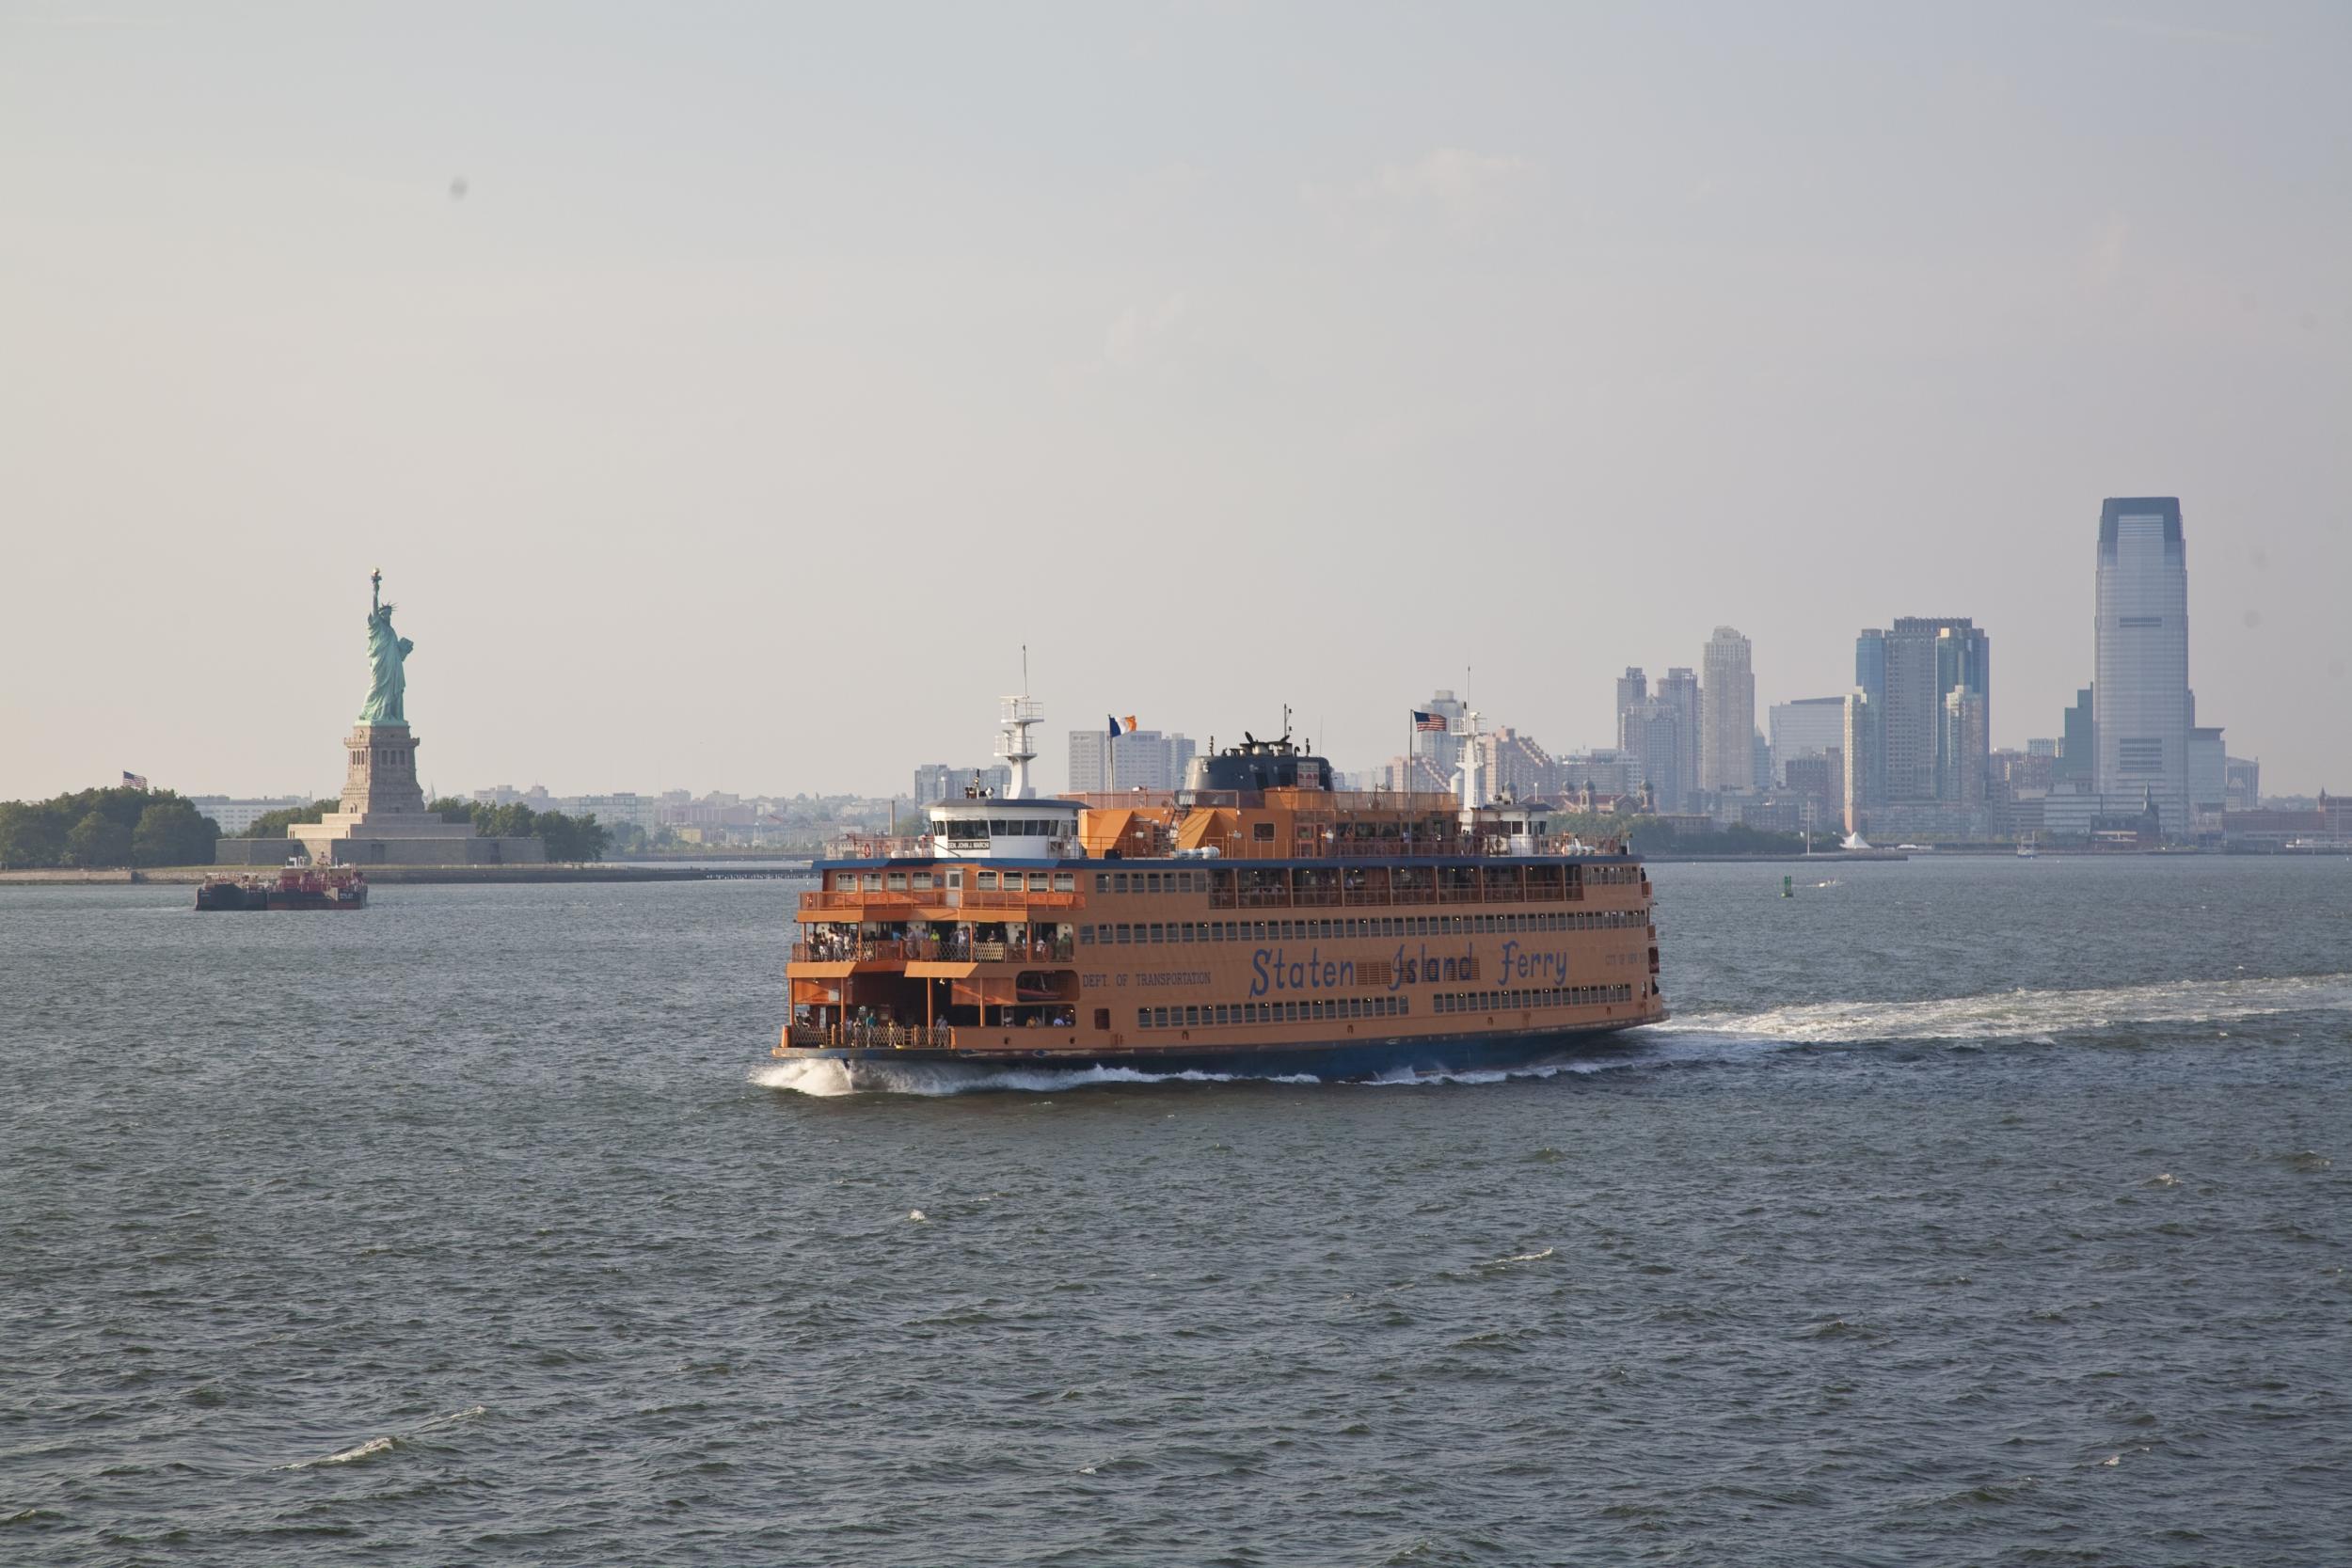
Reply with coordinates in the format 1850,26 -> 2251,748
775,697 -> 1666,1085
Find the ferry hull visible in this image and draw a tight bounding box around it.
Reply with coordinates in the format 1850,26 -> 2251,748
773,1015 -> 1661,1085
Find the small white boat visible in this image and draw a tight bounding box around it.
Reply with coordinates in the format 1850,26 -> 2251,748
2017,836 -> 2038,859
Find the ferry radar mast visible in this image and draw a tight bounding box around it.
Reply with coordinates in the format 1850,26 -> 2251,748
998,646 -> 1041,799
1456,707 -> 1487,825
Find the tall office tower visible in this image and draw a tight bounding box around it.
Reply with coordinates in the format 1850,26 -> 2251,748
1854,629 -> 1888,712
2094,498 -> 2191,836
1871,616 -> 1990,802
2058,687 -> 2095,784
1932,621 -> 1993,788
1621,699 -> 1685,812
1770,697 -> 1850,785
1658,669 -> 1701,811
1879,622 -> 1942,800
1067,730 -> 1196,793
2224,756 -> 2260,811
1413,689 -> 1468,777
1940,689 -> 1989,803
1614,668 -> 1648,750
1699,627 -> 1754,795
1842,689 -> 1880,833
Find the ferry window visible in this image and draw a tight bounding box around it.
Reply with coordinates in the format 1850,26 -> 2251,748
1095,874 -> 1109,892
947,870 -> 962,888
1184,1006 -> 1199,1027
1398,997 -> 1409,1015
1079,927 -> 1094,944
1149,924 -> 1165,943
864,874 -> 882,891
886,873 -> 908,890
1137,1008 -> 1151,1028
977,872 -> 998,890
1116,924 -> 1131,944
1153,1007 -> 1169,1028
1054,874 -> 1074,892
1145,873 -> 1160,893
1253,822 -> 1276,841
1114,873 -> 1130,894
1179,924 -> 1194,943
913,873 -> 934,890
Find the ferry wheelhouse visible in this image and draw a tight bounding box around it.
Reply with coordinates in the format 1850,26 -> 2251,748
778,702 -> 1665,1081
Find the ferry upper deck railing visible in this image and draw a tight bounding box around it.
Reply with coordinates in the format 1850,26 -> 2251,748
819,824 -> 1632,866
792,937 -> 1075,965
799,887 -> 1083,913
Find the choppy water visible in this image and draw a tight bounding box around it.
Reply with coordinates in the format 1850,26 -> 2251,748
3,857 -> 2347,1565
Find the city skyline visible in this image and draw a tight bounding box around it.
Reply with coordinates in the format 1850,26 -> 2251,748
5,8 -> 2349,802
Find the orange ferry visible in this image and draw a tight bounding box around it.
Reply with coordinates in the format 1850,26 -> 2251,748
776,702 -> 1665,1082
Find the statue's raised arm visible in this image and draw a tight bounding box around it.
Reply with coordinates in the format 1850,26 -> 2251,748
358,569 -> 413,726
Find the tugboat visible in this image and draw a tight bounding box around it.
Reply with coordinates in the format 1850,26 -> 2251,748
196,865 -> 368,911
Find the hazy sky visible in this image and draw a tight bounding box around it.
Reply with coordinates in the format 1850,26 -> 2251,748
5,2 -> 2347,800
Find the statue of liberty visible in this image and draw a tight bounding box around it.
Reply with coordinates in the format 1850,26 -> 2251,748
359,568 -> 414,725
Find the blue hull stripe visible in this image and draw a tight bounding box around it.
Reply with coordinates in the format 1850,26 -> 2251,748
780,1018 -> 1655,1082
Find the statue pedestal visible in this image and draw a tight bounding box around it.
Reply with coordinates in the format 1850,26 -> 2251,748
288,722 -> 545,866
336,723 -> 427,816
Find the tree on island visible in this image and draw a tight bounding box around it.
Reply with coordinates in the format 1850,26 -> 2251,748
424,798 -> 612,862
0,786 -> 220,869
236,800 -> 342,841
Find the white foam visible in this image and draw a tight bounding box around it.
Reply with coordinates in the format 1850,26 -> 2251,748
747,971 -> 2351,1097
283,1435 -> 395,1469
280,1404 -> 484,1469
414,1404 -> 486,1433
1482,1246 -> 1555,1266
752,1058 -> 1320,1098
1664,972 -> 2352,1046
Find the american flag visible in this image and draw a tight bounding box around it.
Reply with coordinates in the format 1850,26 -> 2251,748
1410,711 -> 1446,732
122,771 -> 149,791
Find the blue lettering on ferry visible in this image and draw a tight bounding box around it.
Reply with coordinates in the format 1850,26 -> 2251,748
1247,946 -> 1361,998
1249,939 -> 1570,997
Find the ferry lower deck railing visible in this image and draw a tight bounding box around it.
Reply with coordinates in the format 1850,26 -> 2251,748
785,1022 -> 957,1052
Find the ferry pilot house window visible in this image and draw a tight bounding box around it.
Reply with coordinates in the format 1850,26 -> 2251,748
977,872 -> 998,890
1254,822 -> 1276,841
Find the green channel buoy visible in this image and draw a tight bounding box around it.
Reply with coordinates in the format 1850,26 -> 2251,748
1782,875 -> 1793,898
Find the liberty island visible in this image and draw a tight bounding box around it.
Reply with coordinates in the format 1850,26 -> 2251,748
216,571 -> 549,868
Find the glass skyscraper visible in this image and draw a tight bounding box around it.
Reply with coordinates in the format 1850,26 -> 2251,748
2093,497 -> 2191,837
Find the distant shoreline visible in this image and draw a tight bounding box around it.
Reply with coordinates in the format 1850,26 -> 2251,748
0,863 -> 810,886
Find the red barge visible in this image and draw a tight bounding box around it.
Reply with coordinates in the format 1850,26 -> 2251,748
195,865 -> 368,911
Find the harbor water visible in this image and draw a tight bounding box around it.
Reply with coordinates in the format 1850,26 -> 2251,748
3,857 -> 2347,1564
